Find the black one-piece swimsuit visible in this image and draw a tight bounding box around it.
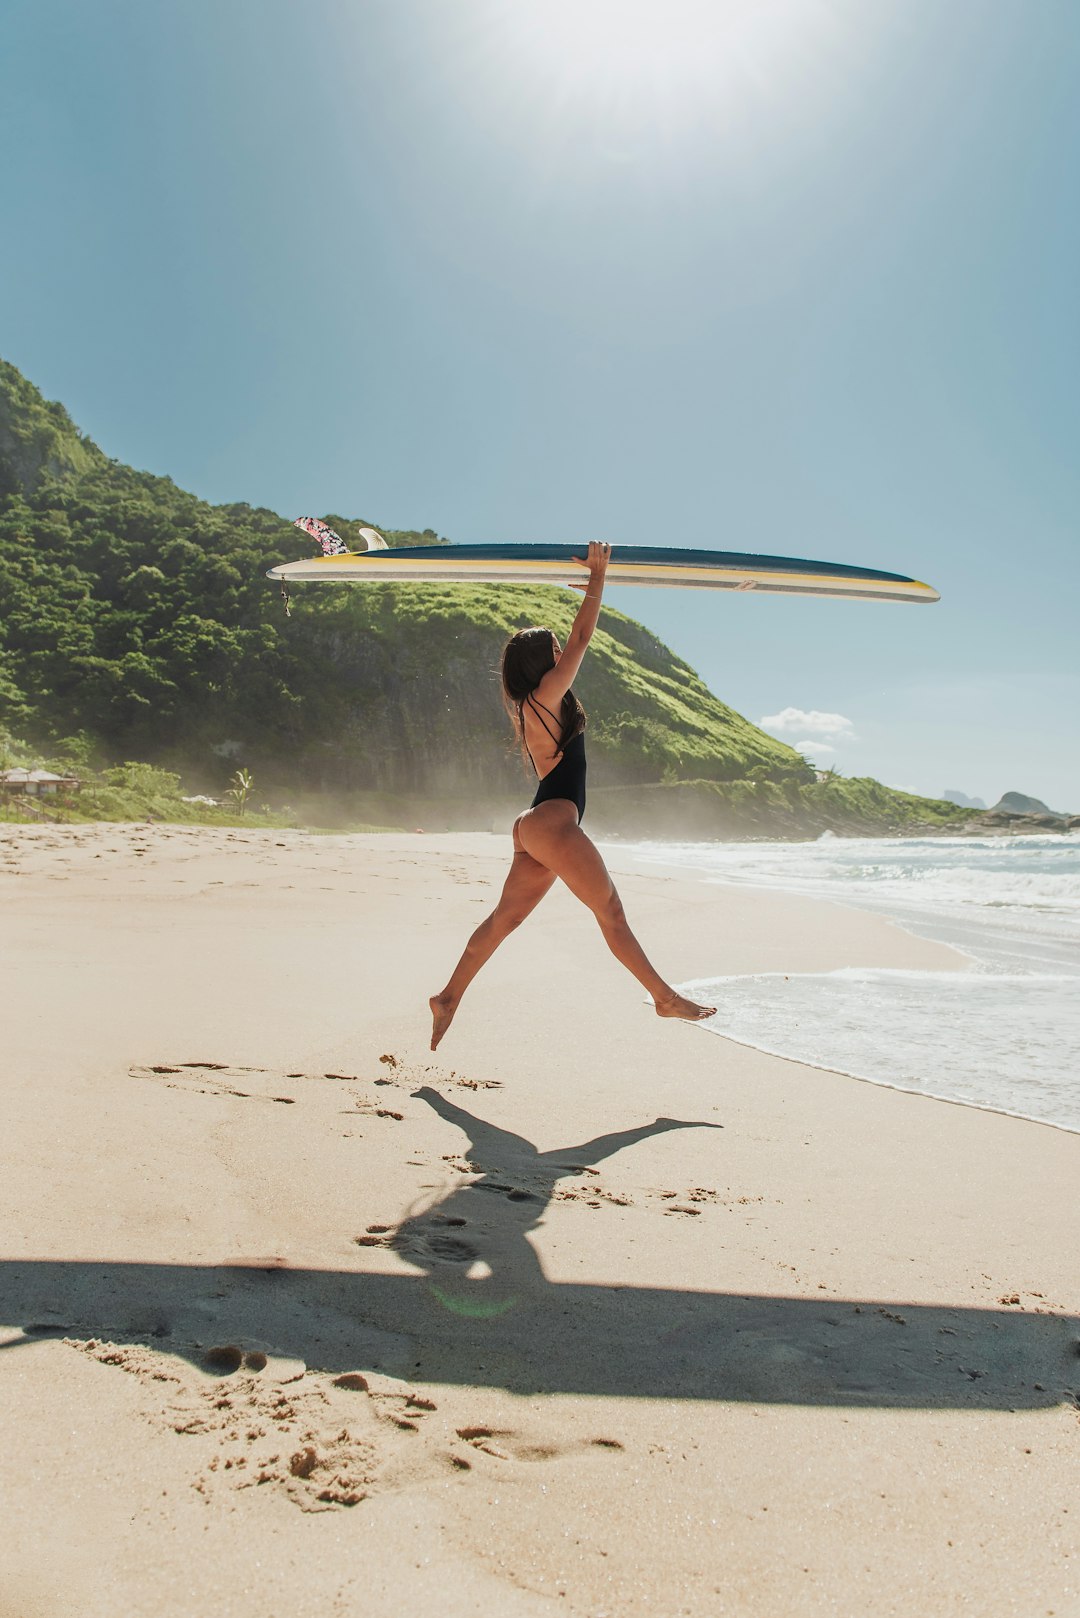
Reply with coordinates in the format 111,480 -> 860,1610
524,694 -> 587,825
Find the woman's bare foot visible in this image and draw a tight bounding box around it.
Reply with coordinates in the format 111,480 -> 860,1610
429,993 -> 458,1051
654,990 -> 716,1023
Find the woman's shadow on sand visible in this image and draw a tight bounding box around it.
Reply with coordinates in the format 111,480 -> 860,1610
390,1086 -> 721,1317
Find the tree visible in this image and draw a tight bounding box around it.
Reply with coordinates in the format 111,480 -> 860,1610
225,767 -> 254,815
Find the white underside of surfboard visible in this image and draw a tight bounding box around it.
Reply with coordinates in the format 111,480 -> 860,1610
266,550 -> 939,604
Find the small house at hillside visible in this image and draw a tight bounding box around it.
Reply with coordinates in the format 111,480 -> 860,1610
0,768 -> 82,796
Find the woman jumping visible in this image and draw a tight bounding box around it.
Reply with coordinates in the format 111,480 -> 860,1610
429,540 -> 716,1050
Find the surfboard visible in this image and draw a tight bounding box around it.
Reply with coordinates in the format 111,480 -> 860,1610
266,543 -> 939,604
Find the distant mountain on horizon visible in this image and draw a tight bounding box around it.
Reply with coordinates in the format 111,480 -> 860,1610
989,791 -> 1063,819
943,789 -> 987,810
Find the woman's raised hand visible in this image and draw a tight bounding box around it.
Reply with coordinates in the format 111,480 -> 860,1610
571,540 -> 612,591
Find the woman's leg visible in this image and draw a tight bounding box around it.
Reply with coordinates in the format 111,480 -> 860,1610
430,844 -> 557,1049
516,805 -> 715,1022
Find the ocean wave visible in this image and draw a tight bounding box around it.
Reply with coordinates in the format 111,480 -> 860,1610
618,835 -> 1080,1131
622,834 -> 1080,923
679,968 -> 1080,1134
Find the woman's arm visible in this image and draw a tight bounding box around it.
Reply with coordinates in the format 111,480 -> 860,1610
534,540 -> 610,706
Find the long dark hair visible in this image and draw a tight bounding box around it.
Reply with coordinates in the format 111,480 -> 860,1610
500,627 -> 586,768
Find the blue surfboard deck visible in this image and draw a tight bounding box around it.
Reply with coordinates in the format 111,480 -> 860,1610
266,542 -> 939,604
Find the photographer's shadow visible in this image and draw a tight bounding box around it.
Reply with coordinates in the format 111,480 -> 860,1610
391,1087 -> 720,1317
3,1092 -> 1074,1411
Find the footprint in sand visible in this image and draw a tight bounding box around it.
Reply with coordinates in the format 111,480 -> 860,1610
553,1182 -> 631,1208
130,1064 -> 296,1105
391,1224 -> 480,1266
83,1332 -> 450,1503
654,1186 -> 724,1214
138,1059 -> 461,1121
351,1099 -> 405,1121
202,1343 -> 295,1376
454,1425 -> 625,1463
378,1053 -> 502,1092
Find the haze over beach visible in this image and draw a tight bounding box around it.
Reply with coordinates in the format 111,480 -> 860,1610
2,2 -> 1079,1616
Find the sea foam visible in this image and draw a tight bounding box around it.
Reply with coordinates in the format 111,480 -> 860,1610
615,834 -> 1080,1132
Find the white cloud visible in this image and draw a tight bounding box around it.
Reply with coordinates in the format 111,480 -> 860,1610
759,706 -> 857,741
792,739 -> 836,758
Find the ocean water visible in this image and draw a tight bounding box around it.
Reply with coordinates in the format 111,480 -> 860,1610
615,834 -> 1080,1133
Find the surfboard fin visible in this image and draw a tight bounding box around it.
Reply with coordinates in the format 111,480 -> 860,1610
357,526 -> 389,551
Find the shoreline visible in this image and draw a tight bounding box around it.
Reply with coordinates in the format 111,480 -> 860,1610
682,1009 -> 1080,1140
5,800 -> 1078,838
2,822 -> 1078,1617
606,834 -> 1080,1134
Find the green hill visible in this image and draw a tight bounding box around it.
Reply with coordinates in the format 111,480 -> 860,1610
0,359 -> 968,836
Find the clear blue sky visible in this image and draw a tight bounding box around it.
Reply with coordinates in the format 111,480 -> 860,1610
3,0 -> 1078,807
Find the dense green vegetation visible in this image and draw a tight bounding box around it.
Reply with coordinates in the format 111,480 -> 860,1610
0,359 -> 970,836
588,774 -> 971,840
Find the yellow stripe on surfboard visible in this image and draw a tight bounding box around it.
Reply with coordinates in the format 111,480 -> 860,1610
267,551 -> 939,603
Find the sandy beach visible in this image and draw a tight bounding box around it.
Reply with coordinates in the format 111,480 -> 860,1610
1,821 -> 1077,1617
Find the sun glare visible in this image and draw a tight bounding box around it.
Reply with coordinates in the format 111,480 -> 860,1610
465,0 -> 851,149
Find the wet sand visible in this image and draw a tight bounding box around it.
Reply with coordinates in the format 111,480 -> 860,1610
1,822 -> 1077,1616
